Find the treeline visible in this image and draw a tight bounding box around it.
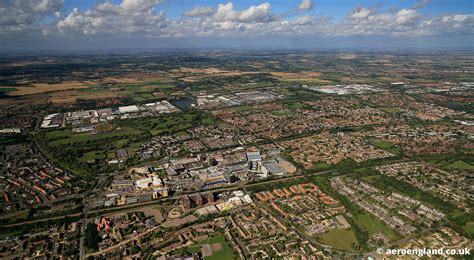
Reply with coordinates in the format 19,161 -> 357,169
0,215 -> 81,237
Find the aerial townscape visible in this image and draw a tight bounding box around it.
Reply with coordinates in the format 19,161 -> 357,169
0,0 -> 473,259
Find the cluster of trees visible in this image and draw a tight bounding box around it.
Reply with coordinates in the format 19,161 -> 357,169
84,223 -> 101,250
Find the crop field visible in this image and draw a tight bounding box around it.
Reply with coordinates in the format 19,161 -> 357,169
48,89 -> 118,104
7,82 -> 88,96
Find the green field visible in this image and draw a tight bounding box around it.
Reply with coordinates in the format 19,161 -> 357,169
0,87 -> 17,93
227,105 -> 254,112
464,222 -> 474,235
355,214 -> 399,240
373,140 -> 400,155
288,101 -> 304,109
319,228 -> 359,252
283,78 -> 333,84
47,127 -> 143,146
79,151 -> 106,162
377,107 -> 401,113
175,131 -> 189,137
201,116 -> 221,126
115,139 -> 129,148
45,129 -> 73,140
135,112 -> 219,135
312,162 -> 331,170
173,234 -> 234,260
272,111 -> 292,117
446,160 -> 474,171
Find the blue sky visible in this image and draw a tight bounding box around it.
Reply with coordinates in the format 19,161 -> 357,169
0,0 -> 473,50
65,0 -> 473,18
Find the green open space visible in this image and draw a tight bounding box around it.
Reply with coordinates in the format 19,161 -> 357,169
172,234 -> 234,260
377,107 -> 401,113
272,111 -> 292,117
464,222 -> 474,236
445,160 -> 474,171
373,140 -> 401,155
132,112 -> 219,135
47,127 -> 143,146
79,151 -> 106,162
174,131 -> 189,137
0,87 -> 17,93
354,214 -> 399,241
227,105 -> 254,113
312,162 -> 331,170
288,101 -> 304,109
319,228 -> 359,252
114,139 -> 129,149
45,129 -> 73,140
282,78 -> 333,84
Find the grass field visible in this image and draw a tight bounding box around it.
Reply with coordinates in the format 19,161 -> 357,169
134,112 -> 219,135
45,129 -> 73,140
377,107 -> 401,113
373,140 -> 400,155
446,160 -> 474,171
288,101 -> 304,109
47,127 -> 143,146
115,139 -> 129,149
312,162 -> 331,170
0,87 -> 17,93
319,228 -> 358,252
173,234 -> 234,260
79,151 -> 106,162
283,78 -> 333,84
355,214 -> 400,240
272,111 -> 292,117
464,222 -> 474,236
227,105 -> 254,112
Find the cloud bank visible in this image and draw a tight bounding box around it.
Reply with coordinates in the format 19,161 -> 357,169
1,0 -> 473,46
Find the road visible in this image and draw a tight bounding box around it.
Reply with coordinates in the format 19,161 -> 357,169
79,212 -> 86,260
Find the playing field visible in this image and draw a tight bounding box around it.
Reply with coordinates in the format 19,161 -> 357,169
319,228 -> 358,252
179,234 -> 234,260
355,214 -> 400,240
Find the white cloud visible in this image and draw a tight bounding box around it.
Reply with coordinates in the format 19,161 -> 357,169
0,0 -> 63,32
298,0 -> 314,11
214,2 -> 273,23
413,0 -> 431,9
96,0 -> 164,14
239,3 -> 271,22
183,6 -> 215,17
294,15 -> 312,26
1,0 -> 471,40
348,7 -> 372,20
57,0 -> 168,35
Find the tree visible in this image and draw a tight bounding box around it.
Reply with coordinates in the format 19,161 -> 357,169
84,223 -> 101,250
